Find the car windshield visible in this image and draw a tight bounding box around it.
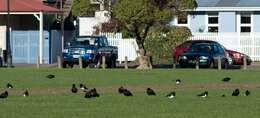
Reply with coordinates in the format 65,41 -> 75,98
189,44 -> 214,53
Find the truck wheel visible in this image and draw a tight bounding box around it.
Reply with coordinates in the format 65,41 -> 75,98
62,62 -> 67,68
68,63 -> 74,68
82,63 -> 88,68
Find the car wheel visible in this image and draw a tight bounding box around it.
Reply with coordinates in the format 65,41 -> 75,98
82,63 -> 88,68
223,60 -> 229,69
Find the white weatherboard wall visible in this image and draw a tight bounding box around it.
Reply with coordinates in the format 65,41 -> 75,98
0,26 -> 6,55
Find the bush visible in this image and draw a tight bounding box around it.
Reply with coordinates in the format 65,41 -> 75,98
144,26 -> 192,64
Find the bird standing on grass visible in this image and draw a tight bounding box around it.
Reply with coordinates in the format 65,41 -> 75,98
176,79 -> 181,85
166,91 -> 176,99
0,91 -> 8,99
71,84 -> 78,93
84,88 -> 100,98
222,77 -> 231,82
80,83 -> 88,90
6,83 -> 13,88
46,74 -> 55,79
146,88 -> 156,96
22,90 -> 29,97
245,90 -> 250,96
232,89 -> 240,96
118,86 -> 125,94
197,91 -> 208,98
122,89 -> 133,96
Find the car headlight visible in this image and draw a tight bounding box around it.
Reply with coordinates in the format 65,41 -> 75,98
63,49 -> 69,53
179,56 -> 187,60
86,50 -> 95,54
80,50 -> 85,54
199,56 -> 209,60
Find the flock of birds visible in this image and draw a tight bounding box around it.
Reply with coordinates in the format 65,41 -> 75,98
0,75 -> 251,99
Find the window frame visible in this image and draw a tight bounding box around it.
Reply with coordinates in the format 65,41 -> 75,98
206,13 -> 219,33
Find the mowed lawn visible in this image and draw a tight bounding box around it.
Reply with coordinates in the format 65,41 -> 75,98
0,68 -> 260,118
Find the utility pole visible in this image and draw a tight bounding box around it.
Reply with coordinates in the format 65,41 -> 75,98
60,0 -> 64,52
6,0 -> 12,67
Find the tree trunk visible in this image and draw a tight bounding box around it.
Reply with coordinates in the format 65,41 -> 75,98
136,48 -> 152,69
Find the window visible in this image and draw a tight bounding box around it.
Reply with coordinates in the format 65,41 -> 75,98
207,13 -> 219,33
176,14 -> 189,26
240,14 -> 251,33
177,16 -> 188,24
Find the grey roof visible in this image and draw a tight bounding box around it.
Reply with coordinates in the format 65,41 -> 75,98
196,0 -> 260,7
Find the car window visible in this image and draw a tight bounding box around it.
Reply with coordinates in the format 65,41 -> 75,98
189,44 -> 214,53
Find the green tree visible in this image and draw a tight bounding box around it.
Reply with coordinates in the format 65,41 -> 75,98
113,0 -> 197,69
72,0 -> 98,17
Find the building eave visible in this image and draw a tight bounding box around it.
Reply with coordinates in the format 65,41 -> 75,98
188,7 -> 260,12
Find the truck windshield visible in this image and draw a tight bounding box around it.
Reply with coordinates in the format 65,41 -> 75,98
76,37 -> 108,46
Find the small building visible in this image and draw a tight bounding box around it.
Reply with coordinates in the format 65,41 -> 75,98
0,0 -> 70,64
171,0 -> 260,61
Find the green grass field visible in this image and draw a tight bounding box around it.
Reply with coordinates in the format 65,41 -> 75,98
0,68 -> 260,118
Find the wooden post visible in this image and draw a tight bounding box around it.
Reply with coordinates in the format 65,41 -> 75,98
58,56 -> 62,69
218,56 -> 221,70
195,58 -> 199,70
102,56 -> 106,69
124,56 -> 128,69
243,56 -> 247,70
79,57 -> 83,69
37,56 -> 40,69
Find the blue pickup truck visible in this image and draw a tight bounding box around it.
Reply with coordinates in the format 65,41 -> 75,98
62,36 -> 118,68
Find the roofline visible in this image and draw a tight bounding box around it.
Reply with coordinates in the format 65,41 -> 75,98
188,7 -> 260,11
0,11 -> 62,15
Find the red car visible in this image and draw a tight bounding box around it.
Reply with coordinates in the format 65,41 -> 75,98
173,40 -> 252,65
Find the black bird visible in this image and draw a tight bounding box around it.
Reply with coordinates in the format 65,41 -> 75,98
79,84 -> 88,90
221,94 -> 226,97
222,77 -> 231,82
166,91 -> 176,99
118,86 -> 125,94
232,89 -> 240,96
146,88 -> 156,96
84,88 -> 99,98
122,89 -> 133,96
6,83 -> 13,88
176,79 -> 181,85
46,74 -> 55,79
245,90 -> 250,96
0,91 -> 8,99
22,90 -> 29,97
71,84 -> 78,93
197,91 -> 208,98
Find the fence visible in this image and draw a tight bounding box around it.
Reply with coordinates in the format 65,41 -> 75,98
101,33 -> 139,63
191,32 -> 260,61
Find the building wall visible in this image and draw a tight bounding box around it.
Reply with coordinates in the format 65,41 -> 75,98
253,12 -> 260,32
189,12 -> 206,33
219,12 -> 236,32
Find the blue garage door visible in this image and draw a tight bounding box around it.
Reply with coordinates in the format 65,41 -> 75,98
11,31 -> 50,64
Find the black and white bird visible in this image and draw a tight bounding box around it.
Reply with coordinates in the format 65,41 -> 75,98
122,89 -> 133,96
197,91 -> 208,98
79,83 -> 88,90
6,83 -> 13,88
0,91 -> 8,99
166,91 -> 176,99
232,89 -> 240,96
222,77 -> 231,82
146,88 -> 156,96
71,84 -> 78,93
22,90 -> 29,97
245,90 -> 250,96
176,79 -> 181,85
46,74 -> 55,79
118,86 -> 125,94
